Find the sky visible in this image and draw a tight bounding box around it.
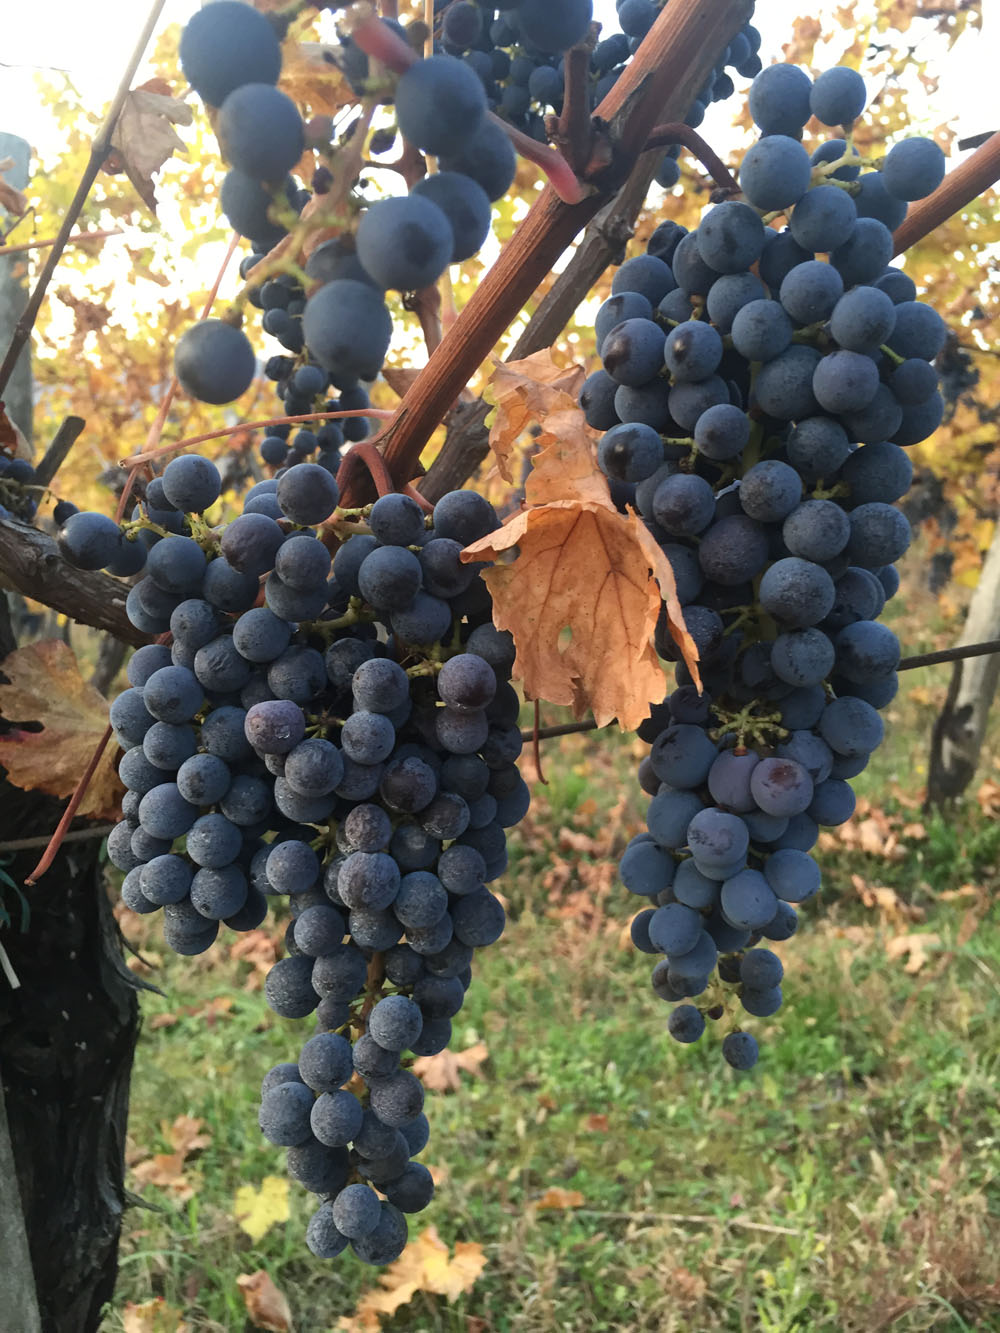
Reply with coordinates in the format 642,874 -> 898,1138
0,1 -> 995,354
2,0 -> 995,161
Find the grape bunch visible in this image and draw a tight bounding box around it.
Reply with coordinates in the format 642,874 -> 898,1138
427,0 -> 762,188
58,447 -> 530,1263
589,62 -> 947,1069
173,1 -> 515,471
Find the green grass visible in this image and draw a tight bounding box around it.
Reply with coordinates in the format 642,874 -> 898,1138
103,648 -> 1000,1333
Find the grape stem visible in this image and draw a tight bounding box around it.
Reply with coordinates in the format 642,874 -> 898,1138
346,4 -> 418,74
346,0 -> 590,203
404,482 -> 433,514
0,227 -> 122,258
25,724 -> 115,885
0,0 -> 167,401
518,635 -> 1000,744
555,36 -> 599,177
118,409 -> 393,470
643,122 -> 741,194
115,230 -> 242,521
488,113 -> 591,205
336,439 -> 397,499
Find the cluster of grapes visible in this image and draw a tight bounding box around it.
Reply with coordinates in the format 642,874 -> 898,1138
173,0 -> 516,480
429,0 -> 762,188
585,62 -> 947,1069
59,447 -> 530,1264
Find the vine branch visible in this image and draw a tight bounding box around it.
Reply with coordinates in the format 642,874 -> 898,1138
348,0 -> 753,507
0,228 -> 122,258
892,129 -> 1000,256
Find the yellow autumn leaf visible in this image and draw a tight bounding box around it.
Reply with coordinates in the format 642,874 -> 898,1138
340,1227 -> 486,1331
535,1186 -> 585,1211
0,639 -> 124,819
234,1175 -> 290,1242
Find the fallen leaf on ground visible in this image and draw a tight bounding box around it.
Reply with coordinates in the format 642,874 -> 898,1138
130,1116 -> 212,1199
485,350 -> 586,483
234,1175 -> 290,1242
0,640 -> 124,819
236,1271 -> 294,1332
535,1187 -> 585,1211
130,1152 -> 194,1197
151,995 -> 235,1030
885,932 -> 942,973
121,1298 -> 190,1333
412,1042 -> 489,1093
463,365 -> 698,729
110,80 -> 193,213
339,1226 -> 487,1331
230,928 -> 279,974
165,1114 -> 212,1156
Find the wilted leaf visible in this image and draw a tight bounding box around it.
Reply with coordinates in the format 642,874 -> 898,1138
0,401 -> 32,458
0,156 -> 28,217
535,1186 -> 585,1211
885,932 -> 942,973
130,1116 -> 212,1199
485,350 -> 586,483
464,370 -> 698,728
110,80 -> 193,213
283,43 -> 356,118
381,367 -> 422,399
340,1226 -> 487,1331
465,503 -> 684,730
412,1042 -> 489,1093
122,1298 -> 189,1333
164,1114 -> 212,1156
234,1175 -> 290,1242
0,640 -> 124,819
236,1271 -> 294,1332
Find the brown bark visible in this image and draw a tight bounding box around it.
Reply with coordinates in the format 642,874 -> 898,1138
0,520 -> 144,647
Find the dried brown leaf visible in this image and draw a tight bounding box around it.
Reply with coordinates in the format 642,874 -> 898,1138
382,367 -> 422,399
0,640 -> 124,819
412,1042 -> 489,1093
465,365 -> 698,725
110,81 -> 192,214
885,932 -> 942,974
237,1270 -> 294,1332
485,350 -> 586,483
164,1114 -> 212,1156
465,502 -> 690,730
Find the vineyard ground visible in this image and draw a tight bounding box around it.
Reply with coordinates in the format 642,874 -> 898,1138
102,581 -> 1000,1333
